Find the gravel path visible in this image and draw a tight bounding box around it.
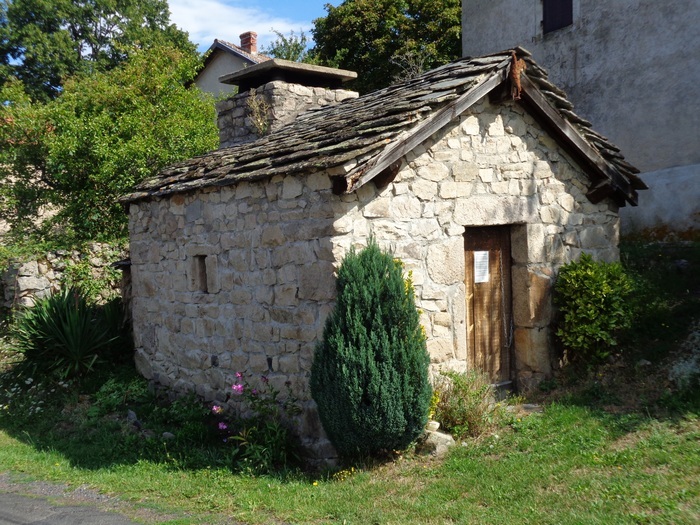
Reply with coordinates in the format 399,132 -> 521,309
0,474 -> 184,524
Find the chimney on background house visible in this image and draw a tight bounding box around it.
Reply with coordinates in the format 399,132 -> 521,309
239,31 -> 257,54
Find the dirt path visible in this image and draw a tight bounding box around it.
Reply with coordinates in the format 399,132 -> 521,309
0,474 -> 184,524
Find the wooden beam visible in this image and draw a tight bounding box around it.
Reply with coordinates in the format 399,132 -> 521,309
349,60 -> 510,192
518,75 -> 638,206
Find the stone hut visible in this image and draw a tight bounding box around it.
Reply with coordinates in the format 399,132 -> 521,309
121,49 -> 645,457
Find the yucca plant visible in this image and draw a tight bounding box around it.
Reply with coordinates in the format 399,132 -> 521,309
13,287 -> 117,378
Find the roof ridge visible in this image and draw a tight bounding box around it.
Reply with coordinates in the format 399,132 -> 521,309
123,52 -> 644,206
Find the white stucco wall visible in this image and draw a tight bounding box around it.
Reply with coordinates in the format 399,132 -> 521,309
621,165 -> 700,239
194,52 -> 250,97
462,0 -> 700,176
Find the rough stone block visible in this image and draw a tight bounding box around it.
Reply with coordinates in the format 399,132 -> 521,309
298,261 -> 336,301
514,327 -> 552,375
452,163 -> 479,182
411,178 -> 438,200
274,284 -> 298,306
461,115 -> 480,135
439,181 -> 472,199
426,238 -> 464,285
282,176 -> 304,199
362,197 -> 391,218
454,195 -> 536,227
427,338 -> 455,363
417,163 -> 450,182
390,194 -> 422,218
261,224 -> 285,247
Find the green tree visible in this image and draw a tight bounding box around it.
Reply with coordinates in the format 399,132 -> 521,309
260,29 -> 310,62
0,44 -> 218,243
310,241 -> 431,459
0,0 -> 193,101
311,0 -> 461,93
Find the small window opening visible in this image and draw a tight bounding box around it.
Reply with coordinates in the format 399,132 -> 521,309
543,0 -> 573,34
194,255 -> 208,293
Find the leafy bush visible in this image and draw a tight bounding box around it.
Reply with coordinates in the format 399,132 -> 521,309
62,256 -> 121,303
433,369 -> 507,439
12,287 -> 122,378
310,241 -> 431,459
554,253 -> 635,365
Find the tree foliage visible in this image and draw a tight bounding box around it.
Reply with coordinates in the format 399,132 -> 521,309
0,45 -> 218,243
260,29 -> 310,63
311,0 -> 461,93
310,241 -> 431,459
0,0 -> 194,101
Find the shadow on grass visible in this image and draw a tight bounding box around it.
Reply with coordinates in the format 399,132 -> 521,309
0,359 -> 257,474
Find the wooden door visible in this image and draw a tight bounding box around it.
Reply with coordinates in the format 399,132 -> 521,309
464,226 -> 513,383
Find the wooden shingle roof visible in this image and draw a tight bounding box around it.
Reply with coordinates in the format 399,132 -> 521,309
124,48 -> 645,206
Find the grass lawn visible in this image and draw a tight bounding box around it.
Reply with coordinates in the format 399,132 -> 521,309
0,240 -> 698,524
0,399 -> 697,524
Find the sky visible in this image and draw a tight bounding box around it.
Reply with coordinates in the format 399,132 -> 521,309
167,0 -> 336,53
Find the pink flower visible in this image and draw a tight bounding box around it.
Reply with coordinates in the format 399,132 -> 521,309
218,422 -> 228,431
211,405 -> 223,415
235,372 -> 243,379
232,383 -> 244,395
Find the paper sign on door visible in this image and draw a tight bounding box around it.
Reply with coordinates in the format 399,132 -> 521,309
474,251 -> 489,283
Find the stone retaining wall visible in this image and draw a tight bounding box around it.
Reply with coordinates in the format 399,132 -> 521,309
1,243 -> 125,313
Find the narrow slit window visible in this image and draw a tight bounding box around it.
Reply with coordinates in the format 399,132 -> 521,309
543,0 -> 573,34
194,255 -> 208,293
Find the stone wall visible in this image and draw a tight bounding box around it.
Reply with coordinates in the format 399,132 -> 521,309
328,97 -> 619,390
1,243 -> 125,313
128,95 -> 619,456
216,81 -> 358,148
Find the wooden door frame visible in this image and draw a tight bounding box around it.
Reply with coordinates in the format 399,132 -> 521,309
464,225 -> 514,383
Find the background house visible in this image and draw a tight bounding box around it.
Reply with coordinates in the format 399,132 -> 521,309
193,31 -> 270,97
461,0 -> 700,237
123,51 -> 642,456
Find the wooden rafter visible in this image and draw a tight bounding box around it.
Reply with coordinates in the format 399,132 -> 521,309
348,60 -> 510,192
518,75 -> 639,206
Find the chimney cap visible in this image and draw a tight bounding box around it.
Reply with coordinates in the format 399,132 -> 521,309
219,58 -> 357,91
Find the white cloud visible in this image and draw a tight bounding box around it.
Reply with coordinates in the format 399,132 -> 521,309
168,0 -> 313,52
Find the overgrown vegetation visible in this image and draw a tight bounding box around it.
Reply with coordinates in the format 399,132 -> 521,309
311,241 -> 431,459
11,287 -> 130,379
212,373 -> 302,474
433,369 -> 510,439
0,45 -> 218,244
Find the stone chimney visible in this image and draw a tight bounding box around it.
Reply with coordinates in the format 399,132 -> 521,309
215,59 -> 358,148
239,31 -> 258,54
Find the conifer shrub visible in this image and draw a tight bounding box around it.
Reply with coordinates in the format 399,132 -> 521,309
310,241 -> 431,459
